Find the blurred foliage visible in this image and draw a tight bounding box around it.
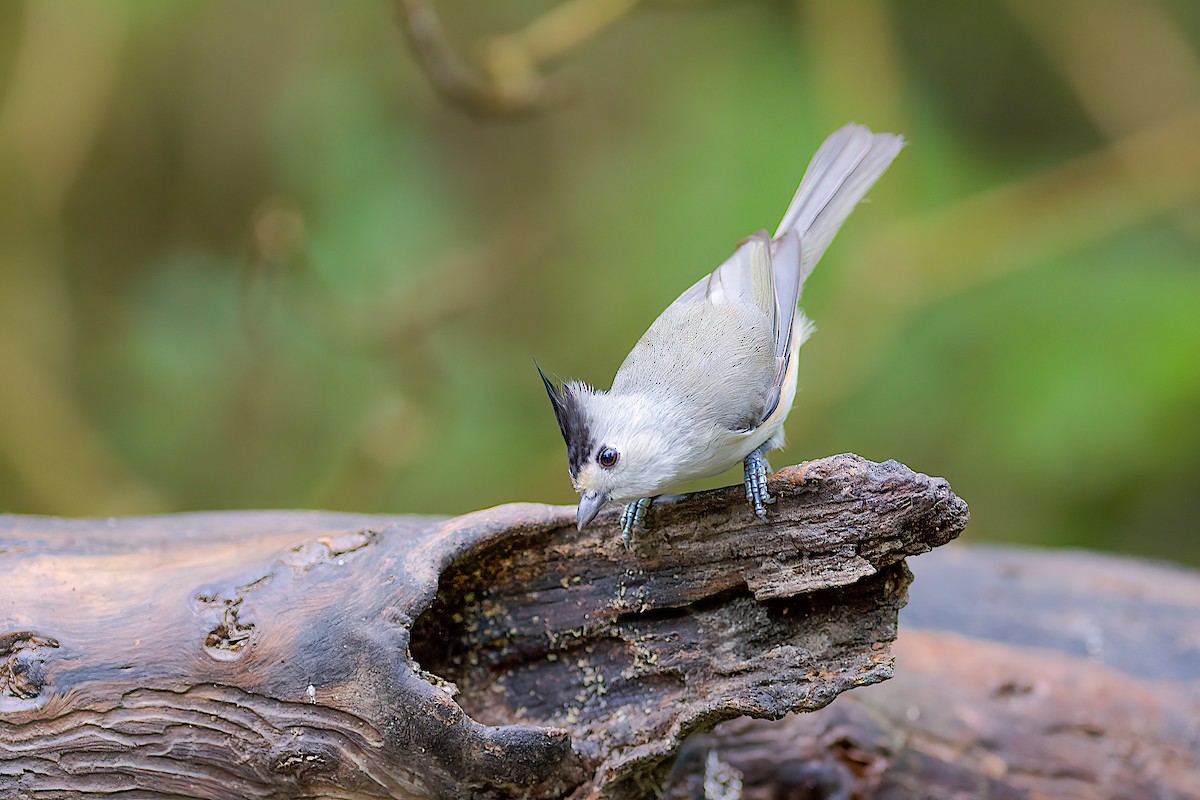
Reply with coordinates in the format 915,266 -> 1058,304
0,0 -> 1197,565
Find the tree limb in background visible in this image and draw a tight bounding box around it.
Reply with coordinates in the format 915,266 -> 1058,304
396,0 -> 642,117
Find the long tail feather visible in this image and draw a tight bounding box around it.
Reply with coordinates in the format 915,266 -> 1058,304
773,124 -> 904,265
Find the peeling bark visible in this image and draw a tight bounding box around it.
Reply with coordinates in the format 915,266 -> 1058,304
0,454 -> 966,799
663,545 -> 1200,799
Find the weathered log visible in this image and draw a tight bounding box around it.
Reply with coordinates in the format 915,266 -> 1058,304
663,545 -> 1200,799
0,454 -> 966,799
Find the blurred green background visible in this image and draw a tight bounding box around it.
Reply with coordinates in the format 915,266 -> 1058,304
0,1 -> 1197,564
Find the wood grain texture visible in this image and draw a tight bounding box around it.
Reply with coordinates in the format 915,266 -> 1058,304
0,454 -> 967,799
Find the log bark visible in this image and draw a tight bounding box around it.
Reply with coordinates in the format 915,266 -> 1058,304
0,454 -> 966,799
662,545 -> 1200,799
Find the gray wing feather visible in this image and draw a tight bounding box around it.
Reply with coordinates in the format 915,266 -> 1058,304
621,124 -> 902,429
675,230 -> 774,319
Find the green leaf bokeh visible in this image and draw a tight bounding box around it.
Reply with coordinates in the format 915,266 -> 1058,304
0,1 -> 1197,564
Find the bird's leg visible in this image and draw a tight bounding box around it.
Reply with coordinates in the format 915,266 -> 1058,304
619,497 -> 653,547
743,447 -> 776,520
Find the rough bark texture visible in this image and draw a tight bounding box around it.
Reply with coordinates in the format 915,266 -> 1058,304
0,454 -> 965,799
663,545 -> 1200,800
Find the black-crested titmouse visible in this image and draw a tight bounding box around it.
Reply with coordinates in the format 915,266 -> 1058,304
539,124 -> 903,543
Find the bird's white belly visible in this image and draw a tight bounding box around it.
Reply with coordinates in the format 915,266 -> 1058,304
672,421 -> 781,486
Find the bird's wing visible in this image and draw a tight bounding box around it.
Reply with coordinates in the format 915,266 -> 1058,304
622,124 -> 903,429
675,229 -> 776,325
613,232 -> 776,408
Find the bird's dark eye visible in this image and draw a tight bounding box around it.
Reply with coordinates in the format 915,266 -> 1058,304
597,446 -> 619,469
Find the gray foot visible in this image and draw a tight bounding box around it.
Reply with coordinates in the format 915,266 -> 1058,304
619,497 -> 653,547
743,448 -> 776,520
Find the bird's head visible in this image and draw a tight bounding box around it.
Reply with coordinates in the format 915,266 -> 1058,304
536,363 -> 674,529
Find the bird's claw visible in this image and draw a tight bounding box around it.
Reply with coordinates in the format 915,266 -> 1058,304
743,449 -> 776,520
620,497 -> 653,548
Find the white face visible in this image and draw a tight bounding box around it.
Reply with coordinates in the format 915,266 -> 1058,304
571,395 -> 679,504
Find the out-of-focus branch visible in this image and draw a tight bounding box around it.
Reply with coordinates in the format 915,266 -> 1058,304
396,0 -> 641,117
1006,0 -> 1200,141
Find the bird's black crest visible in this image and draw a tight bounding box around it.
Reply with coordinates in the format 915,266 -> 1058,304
535,360 -> 593,479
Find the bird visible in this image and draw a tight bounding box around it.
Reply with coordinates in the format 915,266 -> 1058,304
538,124 -> 903,544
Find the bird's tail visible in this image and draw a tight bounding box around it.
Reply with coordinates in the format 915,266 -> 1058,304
773,124 -> 904,268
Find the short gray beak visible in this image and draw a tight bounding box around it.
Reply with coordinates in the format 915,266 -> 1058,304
576,491 -> 609,530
